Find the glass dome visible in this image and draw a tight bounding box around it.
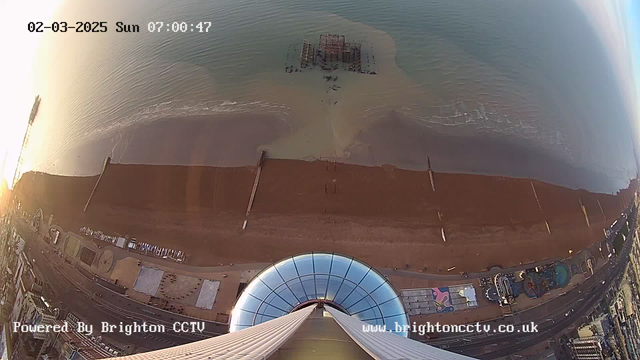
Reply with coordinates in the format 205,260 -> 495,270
230,252 -> 409,337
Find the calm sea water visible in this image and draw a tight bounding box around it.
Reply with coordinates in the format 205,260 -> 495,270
28,0 -> 637,192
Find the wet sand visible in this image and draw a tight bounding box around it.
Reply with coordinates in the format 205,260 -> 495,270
49,111 -> 623,194
345,111 -> 622,192
14,160 -> 636,272
48,114 -> 291,175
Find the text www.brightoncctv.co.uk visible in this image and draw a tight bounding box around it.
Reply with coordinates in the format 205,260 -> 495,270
362,322 -> 539,335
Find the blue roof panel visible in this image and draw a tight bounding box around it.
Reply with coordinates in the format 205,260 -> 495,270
230,253 -> 409,337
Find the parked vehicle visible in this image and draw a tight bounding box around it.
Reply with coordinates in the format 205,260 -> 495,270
81,226 -> 187,262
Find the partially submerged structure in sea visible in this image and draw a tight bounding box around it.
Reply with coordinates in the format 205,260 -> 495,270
286,34 -> 376,74
300,40 -> 315,69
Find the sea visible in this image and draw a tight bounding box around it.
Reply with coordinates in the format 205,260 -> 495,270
26,0 -> 637,193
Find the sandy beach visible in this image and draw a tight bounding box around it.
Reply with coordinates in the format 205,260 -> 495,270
14,159 -> 636,272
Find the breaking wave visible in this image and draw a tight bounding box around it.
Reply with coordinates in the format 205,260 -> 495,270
79,99 -> 292,141
362,100 -> 573,162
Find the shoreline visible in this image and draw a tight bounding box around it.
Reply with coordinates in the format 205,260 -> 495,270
45,114 -> 630,193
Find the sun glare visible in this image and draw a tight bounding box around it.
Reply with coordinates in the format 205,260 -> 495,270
0,0 -> 62,187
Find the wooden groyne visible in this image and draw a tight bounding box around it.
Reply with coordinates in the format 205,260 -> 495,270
243,150 -> 267,228
84,156 -> 111,213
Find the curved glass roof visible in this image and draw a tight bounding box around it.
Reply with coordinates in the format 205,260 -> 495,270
230,253 -> 409,337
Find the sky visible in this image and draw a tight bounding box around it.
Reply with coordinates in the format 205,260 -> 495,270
0,0 -> 638,188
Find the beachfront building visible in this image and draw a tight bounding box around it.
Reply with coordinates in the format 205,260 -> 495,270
112,253 -> 474,359
570,336 -> 607,360
47,318 -> 122,359
11,291 -> 57,358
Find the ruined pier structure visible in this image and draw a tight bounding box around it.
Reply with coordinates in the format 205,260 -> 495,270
299,34 -> 362,72
300,40 -> 315,68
